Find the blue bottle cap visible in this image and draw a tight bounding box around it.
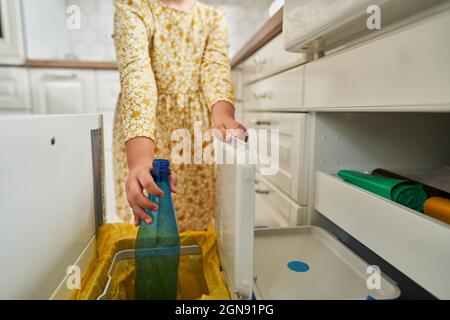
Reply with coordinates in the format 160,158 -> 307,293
151,159 -> 171,178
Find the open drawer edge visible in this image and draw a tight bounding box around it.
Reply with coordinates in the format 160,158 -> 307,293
314,171 -> 450,299
252,226 -> 400,300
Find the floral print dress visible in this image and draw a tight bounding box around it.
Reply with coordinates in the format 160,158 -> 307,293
112,0 -> 234,231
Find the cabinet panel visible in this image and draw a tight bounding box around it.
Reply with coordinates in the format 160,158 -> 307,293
315,171 -> 450,299
244,34 -> 306,84
244,112 -> 309,205
255,176 -> 307,227
30,69 -> 96,115
243,66 -> 304,111
0,67 -> 30,111
0,0 -> 25,65
96,70 -> 120,111
304,10 -> 450,111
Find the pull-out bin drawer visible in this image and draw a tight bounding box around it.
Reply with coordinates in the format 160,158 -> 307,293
215,141 -> 401,300
314,171 -> 450,299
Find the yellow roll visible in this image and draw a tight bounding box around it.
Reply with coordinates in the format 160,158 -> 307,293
424,197 -> 450,225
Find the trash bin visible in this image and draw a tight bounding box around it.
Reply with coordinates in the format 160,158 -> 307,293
71,223 -> 230,300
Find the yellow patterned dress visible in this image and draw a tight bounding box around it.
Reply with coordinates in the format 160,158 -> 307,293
112,0 -> 234,231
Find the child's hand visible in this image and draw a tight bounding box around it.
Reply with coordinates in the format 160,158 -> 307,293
211,101 -> 247,141
125,137 -> 177,226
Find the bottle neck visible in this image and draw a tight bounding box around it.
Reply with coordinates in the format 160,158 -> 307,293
152,174 -> 170,183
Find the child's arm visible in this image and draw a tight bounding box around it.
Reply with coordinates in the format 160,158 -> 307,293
113,0 -> 175,225
211,101 -> 246,141
201,9 -> 247,140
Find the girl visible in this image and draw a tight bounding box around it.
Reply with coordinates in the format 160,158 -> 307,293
112,0 -> 246,231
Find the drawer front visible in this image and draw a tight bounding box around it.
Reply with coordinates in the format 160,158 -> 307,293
244,66 -> 304,111
315,171 -> 450,299
304,10 -> 450,111
0,67 -> 30,111
255,176 -> 306,226
244,112 -> 309,205
244,34 -> 305,83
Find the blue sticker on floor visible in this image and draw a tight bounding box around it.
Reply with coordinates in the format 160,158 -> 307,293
287,260 -> 310,272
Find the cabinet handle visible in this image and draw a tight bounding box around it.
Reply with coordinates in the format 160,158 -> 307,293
255,189 -> 270,195
43,73 -> 78,81
252,91 -> 270,100
253,57 -> 267,67
251,120 -> 272,126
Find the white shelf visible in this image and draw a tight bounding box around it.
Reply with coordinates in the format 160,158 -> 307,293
314,171 -> 450,299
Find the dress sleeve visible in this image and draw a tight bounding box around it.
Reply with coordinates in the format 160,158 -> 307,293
200,9 -> 235,111
113,0 -> 157,143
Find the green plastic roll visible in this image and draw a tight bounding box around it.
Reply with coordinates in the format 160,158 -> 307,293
337,170 -> 427,212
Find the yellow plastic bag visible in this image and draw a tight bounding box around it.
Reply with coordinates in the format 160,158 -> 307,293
72,223 -> 230,300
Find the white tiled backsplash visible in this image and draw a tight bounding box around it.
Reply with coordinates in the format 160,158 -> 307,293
62,0 -> 271,61
64,0 -> 116,61
203,0 -> 272,58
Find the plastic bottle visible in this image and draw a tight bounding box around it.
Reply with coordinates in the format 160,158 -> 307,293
135,159 -> 180,300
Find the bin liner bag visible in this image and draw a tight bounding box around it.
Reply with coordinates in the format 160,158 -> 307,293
71,223 -> 230,300
372,168 -> 450,199
338,170 -> 427,212
424,197 -> 450,225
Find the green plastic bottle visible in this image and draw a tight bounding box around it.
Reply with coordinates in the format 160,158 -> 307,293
135,159 -> 180,300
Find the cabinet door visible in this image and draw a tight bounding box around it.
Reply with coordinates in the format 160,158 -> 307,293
0,67 -> 31,112
0,0 -> 25,65
30,69 -> 96,115
96,70 -> 120,112
244,112 -> 310,206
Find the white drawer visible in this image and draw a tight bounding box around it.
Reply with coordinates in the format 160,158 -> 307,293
0,67 -> 30,111
244,34 -> 306,83
304,10 -> 450,111
243,66 -> 304,111
255,176 -> 306,226
314,171 -> 450,299
244,112 -> 309,205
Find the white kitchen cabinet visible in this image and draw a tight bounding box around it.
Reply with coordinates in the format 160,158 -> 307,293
244,33 -> 306,84
0,67 -> 31,113
29,68 -> 120,223
96,70 -> 120,112
0,0 -> 25,65
30,69 -> 96,115
244,112 -> 310,207
0,115 -> 102,299
310,112 -> 450,299
304,9 -> 450,112
243,66 -> 304,111
315,171 -> 450,299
